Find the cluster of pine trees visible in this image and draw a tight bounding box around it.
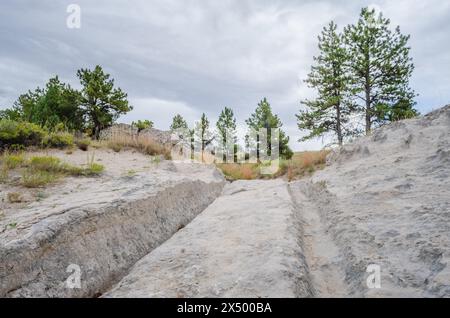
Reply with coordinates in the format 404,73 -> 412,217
297,8 -> 418,146
169,98 -> 293,161
0,66 -> 132,139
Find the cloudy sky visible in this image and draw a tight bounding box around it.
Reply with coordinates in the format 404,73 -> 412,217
1,0 -> 449,150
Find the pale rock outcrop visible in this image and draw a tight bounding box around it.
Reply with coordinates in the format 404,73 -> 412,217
0,162 -> 225,297
290,105 -> 450,297
105,179 -> 313,298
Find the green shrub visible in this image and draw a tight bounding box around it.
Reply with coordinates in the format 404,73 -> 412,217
29,156 -> 62,172
42,132 -> 74,149
0,120 -> 46,148
75,138 -> 91,151
84,163 -> 104,176
132,120 -> 153,132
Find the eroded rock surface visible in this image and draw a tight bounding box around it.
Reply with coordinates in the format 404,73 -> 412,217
290,105 -> 450,297
105,179 -> 313,298
0,162 -> 225,297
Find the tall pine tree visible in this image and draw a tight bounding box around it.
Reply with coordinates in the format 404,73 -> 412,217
170,114 -> 188,131
297,21 -> 354,146
216,107 -> 237,162
194,113 -> 214,162
77,66 -> 132,139
344,7 -> 418,135
246,98 -> 293,160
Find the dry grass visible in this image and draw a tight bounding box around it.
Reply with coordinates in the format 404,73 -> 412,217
0,153 -> 105,188
7,192 -> 23,203
216,163 -> 260,181
215,150 -> 330,181
104,134 -> 171,159
21,170 -> 59,188
0,152 -> 27,183
1,152 -> 26,169
285,150 -> 330,181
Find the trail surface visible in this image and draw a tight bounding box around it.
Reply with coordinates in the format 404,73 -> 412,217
105,179 -> 314,297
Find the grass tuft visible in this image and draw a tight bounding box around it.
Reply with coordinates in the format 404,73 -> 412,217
21,170 -> 59,188
7,192 -> 23,203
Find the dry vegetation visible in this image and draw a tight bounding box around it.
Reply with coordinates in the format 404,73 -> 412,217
216,150 -> 330,181
102,133 -> 171,159
284,150 -> 330,181
0,152 -> 104,188
216,163 -> 260,180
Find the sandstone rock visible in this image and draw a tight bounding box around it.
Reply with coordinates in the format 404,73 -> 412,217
0,163 -> 225,297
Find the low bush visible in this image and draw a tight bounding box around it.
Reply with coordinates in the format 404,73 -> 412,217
84,163 -> 104,176
29,156 -> 62,172
75,138 -> 91,151
107,141 -> 123,153
0,120 -> 46,149
42,132 -> 74,149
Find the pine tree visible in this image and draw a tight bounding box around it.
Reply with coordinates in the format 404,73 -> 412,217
170,114 -> 192,160
77,66 -> 132,139
297,21 -> 354,146
246,98 -> 293,160
132,120 -> 153,133
194,113 -> 214,162
344,7 -> 418,135
9,76 -> 84,131
170,114 -> 188,131
216,107 -> 237,162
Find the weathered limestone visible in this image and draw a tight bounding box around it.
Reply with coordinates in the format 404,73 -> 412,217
105,179 -> 313,298
0,163 -> 225,297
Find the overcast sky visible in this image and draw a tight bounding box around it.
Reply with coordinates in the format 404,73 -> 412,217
1,0 -> 449,150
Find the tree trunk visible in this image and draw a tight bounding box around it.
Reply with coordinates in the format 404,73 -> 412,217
364,62 -> 372,135
336,102 -> 343,146
365,86 -> 371,135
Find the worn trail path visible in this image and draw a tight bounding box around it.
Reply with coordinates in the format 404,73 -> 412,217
105,179 -> 348,298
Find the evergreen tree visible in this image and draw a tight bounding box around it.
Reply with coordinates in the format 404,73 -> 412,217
194,113 -> 214,162
216,107 -> 237,162
170,114 -> 188,131
170,114 -> 192,160
132,120 -> 153,133
9,77 -> 83,131
77,65 -> 132,139
0,108 -> 22,121
344,7 -> 418,135
246,98 -> 293,160
297,21 -> 354,146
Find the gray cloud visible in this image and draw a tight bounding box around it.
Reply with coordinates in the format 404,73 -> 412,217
1,0 -> 449,150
